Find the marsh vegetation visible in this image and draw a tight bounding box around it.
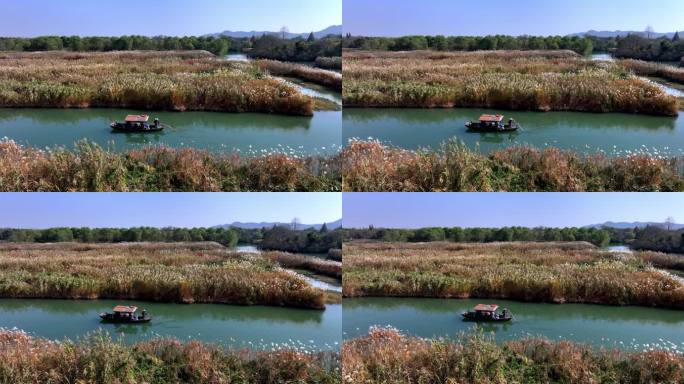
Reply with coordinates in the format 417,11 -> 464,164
0,329 -> 339,384
341,139 -> 684,192
342,327 -> 682,384
0,139 -> 341,192
343,50 -> 679,116
0,51 -> 314,115
0,242 -> 326,309
342,241 -> 684,309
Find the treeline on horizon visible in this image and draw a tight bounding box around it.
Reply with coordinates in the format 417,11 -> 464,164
343,33 -> 684,62
0,225 -> 343,255
0,226 -> 239,247
343,226 -> 611,247
0,33 -> 342,62
344,224 -> 684,254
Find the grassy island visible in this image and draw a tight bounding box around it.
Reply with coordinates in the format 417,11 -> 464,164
343,50 -> 679,116
0,51 -> 316,116
343,241 -> 684,309
0,242 -> 326,309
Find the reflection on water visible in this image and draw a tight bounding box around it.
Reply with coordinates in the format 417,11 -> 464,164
344,298 -> 684,350
344,108 -> 684,156
0,299 -> 341,350
0,108 -> 341,155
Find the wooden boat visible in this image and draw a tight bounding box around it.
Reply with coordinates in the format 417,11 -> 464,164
462,304 -> 512,322
99,305 -> 151,324
465,114 -> 519,132
110,114 -> 164,132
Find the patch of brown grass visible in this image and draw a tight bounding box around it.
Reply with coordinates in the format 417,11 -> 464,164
0,330 -> 339,384
0,139 -> 341,191
341,139 -> 684,192
342,327 -> 683,384
0,51 -> 314,115
257,60 -> 342,90
343,50 -> 679,115
343,241 -> 684,308
0,242 -> 326,308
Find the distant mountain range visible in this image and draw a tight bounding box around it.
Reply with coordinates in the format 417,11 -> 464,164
214,219 -> 342,231
586,221 -> 684,230
206,25 -> 342,39
569,30 -> 683,39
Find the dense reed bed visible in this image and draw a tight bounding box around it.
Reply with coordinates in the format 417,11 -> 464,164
343,50 -> 679,115
271,252 -> 342,279
314,56 -> 342,70
637,251 -> 684,271
256,60 -> 343,90
0,50 -> 313,115
0,330 -> 339,384
620,59 -> 684,85
342,139 -> 684,192
0,242 -> 326,309
0,139 -> 341,191
343,241 -> 684,308
343,327 -> 682,384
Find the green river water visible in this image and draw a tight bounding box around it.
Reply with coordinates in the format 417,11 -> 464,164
344,298 -> 684,352
343,108 -> 684,156
0,299 -> 341,350
0,108 -> 341,155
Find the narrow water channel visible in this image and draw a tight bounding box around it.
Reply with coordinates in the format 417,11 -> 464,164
0,299 -> 341,350
344,298 -> 684,352
234,245 -> 341,292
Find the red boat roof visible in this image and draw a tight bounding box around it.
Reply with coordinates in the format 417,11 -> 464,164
474,304 -> 498,312
479,114 -> 504,122
124,114 -> 149,123
112,305 -> 137,313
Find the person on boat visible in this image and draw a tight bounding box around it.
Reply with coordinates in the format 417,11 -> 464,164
502,308 -> 509,318
141,309 -> 148,319
154,118 -> 160,128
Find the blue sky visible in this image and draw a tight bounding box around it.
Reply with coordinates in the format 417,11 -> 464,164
343,193 -> 684,228
0,193 -> 341,228
0,0 -> 341,37
344,0 -> 684,37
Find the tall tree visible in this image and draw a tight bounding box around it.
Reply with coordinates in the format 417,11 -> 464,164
307,32 -> 315,42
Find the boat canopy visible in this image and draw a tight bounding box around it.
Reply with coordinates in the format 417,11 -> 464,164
112,305 -> 138,313
478,114 -> 504,122
124,114 -> 149,123
474,304 -> 498,312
